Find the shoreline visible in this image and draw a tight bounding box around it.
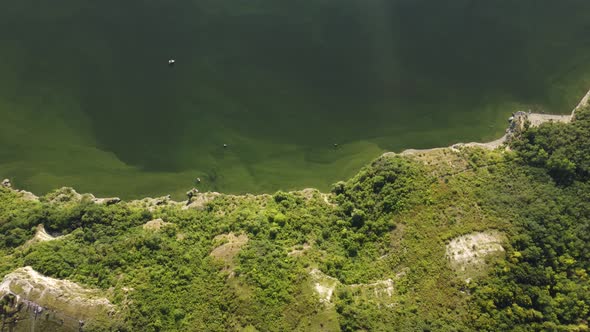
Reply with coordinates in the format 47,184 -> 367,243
2,88 -> 590,203
400,88 -> 589,156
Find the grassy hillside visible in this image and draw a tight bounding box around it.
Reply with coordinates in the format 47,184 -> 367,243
1,106 -> 590,331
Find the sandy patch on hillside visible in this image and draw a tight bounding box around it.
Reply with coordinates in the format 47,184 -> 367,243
446,230 -> 505,280
349,279 -> 394,298
24,225 -> 63,247
142,218 -> 171,231
210,233 -> 249,275
33,225 -> 55,242
310,269 -> 339,304
288,243 -> 312,257
309,268 -> 401,305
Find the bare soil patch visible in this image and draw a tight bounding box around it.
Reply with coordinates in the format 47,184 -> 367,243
142,218 -> 171,231
446,230 -> 506,281
210,233 -> 249,275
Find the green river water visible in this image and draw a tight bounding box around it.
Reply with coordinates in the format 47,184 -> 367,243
1,0 -> 590,198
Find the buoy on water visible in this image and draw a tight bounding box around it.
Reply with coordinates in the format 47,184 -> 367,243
168,59 -> 176,66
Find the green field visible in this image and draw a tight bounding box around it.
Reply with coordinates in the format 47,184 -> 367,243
2,0 -> 590,199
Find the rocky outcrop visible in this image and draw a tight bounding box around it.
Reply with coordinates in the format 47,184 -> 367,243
17,190 -> 39,201
0,267 -> 114,331
1,178 -> 39,201
43,187 -> 120,206
1,178 -> 11,188
92,197 -> 121,205
186,188 -> 199,199
183,192 -> 221,210
43,187 -> 84,203
128,194 -> 180,211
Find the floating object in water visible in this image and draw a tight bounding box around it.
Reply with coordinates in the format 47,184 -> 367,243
196,177 -> 201,183
333,143 -> 339,148
168,59 -> 176,66
223,144 -> 228,148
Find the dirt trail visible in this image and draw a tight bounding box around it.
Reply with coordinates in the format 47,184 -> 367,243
527,113 -> 572,127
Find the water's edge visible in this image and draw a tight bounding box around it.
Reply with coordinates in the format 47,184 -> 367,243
2,87 -> 588,204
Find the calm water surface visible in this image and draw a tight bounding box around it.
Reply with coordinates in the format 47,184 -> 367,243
1,0 -> 590,198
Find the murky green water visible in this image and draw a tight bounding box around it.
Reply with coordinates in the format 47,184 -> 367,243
1,0 -> 590,198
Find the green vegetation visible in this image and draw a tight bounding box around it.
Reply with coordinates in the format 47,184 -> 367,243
2,106 -> 590,331
471,109 -> 590,331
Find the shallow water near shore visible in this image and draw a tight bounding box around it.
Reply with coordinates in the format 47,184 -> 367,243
1,0 -> 590,199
